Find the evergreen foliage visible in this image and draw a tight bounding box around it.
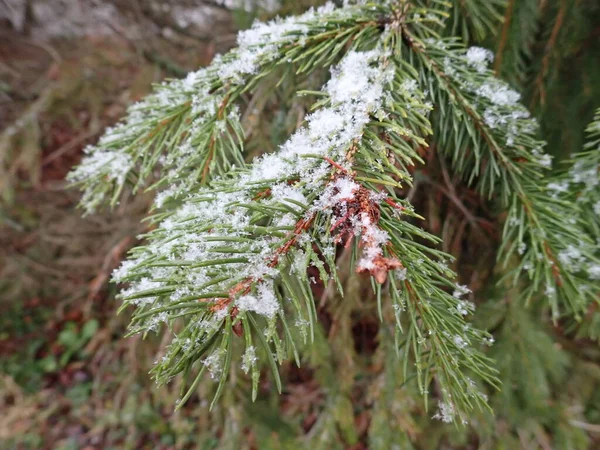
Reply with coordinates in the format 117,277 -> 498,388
69,0 -> 599,442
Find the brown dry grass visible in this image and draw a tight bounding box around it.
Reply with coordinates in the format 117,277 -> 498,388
0,22 -> 232,448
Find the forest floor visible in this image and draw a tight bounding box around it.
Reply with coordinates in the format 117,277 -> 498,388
0,8 -> 243,448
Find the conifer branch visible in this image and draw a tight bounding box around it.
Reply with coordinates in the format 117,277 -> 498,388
550,109 -> 600,337
68,2 -> 385,213
110,39 -> 497,421
493,0 -> 539,86
69,0 -> 596,425
401,34 -> 597,317
446,0 -> 505,42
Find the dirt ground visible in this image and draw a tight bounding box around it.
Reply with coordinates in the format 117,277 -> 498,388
0,2 -> 244,448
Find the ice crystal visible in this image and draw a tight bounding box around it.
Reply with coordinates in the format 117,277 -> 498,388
433,401 -> 456,423
547,180 -> 570,198
241,346 -> 257,373
203,351 -> 224,380
395,267 -> 408,281
558,244 -> 586,272
453,335 -> 468,349
465,47 -> 494,73
455,300 -> 474,317
69,148 -> 132,185
453,284 -> 471,298
236,281 -> 280,318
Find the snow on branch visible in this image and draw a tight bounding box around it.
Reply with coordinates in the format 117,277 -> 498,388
68,1 -> 384,213
404,35 -> 598,318
70,0 -> 596,423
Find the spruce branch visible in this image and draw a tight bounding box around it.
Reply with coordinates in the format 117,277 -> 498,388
493,0 -> 539,86
109,40 -> 497,422
68,2 -> 385,213
550,109 -> 600,338
446,0 -> 505,42
69,0 -> 596,426
400,34 -> 597,317
565,108 -> 600,243
490,297 -> 569,425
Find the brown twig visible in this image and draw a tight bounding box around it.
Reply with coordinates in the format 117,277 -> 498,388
530,0 -> 566,109
494,0 -> 516,73
42,126 -> 101,167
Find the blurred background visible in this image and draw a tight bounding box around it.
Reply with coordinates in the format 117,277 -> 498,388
1,1 -> 599,449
